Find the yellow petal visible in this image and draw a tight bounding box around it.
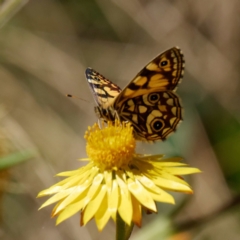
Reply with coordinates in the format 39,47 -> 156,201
56,169 -> 82,177
104,170 -> 112,189
108,179 -> 119,214
56,199 -> 85,225
48,174 -> 85,194
83,185 -> 107,225
53,164 -> 95,190
111,211 -> 117,222
53,164 -> 96,191
116,175 -> 133,225
152,162 -> 188,167
149,188 -> 175,204
54,186 -> 89,214
136,175 -> 175,204
82,173 -> 103,208
136,175 -> 161,194
38,190 -> 70,209
76,166 -> 99,186
50,170 -> 98,210
94,193 -> 111,231
151,176 -> 191,192
37,185 -> 64,197
127,178 -> 156,212
116,172 -> 128,196
51,200 -> 64,217
104,171 -> 118,215
153,171 -> 190,185
125,170 -> 136,180
163,167 -> 201,175
131,195 -> 142,227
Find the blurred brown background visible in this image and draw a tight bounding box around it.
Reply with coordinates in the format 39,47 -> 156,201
0,0 -> 240,239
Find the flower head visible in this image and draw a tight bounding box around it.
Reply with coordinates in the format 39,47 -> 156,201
85,121 -> 135,170
37,121 -> 200,231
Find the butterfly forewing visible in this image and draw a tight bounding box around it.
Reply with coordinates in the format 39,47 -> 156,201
113,47 -> 184,108
85,67 -> 121,108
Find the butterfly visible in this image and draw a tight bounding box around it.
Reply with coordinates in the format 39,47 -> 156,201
85,47 -> 185,142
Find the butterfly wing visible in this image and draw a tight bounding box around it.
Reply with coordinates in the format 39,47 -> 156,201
114,47 -> 184,108
85,67 -> 121,108
116,91 -> 182,141
114,47 -> 184,141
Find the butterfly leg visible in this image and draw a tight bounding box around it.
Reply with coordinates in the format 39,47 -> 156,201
114,110 -> 121,121
114,110 -> 129,127
97,119 -> 102,129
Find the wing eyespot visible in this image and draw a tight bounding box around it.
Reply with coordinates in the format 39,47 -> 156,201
160,60 -> 168,67
151,118 -> 164,132
148,93 -> 160,104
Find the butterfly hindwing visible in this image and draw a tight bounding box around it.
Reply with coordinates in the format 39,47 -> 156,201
116,91 -> 182,141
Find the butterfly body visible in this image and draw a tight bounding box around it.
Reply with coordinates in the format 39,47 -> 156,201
94,106 -> 116,122
86,47 -> 185,142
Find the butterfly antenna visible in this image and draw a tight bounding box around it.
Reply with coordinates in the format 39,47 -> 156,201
66,94 -> 89,103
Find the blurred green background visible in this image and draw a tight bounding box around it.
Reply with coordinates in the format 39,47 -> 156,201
0,0 -> 240,239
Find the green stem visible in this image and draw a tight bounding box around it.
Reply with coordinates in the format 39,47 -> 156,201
116,213 -> 134,240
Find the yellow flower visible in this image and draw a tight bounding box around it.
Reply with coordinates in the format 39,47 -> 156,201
37,121 -> 200,231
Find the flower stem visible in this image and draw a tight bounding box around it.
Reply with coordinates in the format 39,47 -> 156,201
116,213 -> 134,240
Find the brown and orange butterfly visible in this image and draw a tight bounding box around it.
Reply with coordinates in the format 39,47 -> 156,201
85,47 -> 185,142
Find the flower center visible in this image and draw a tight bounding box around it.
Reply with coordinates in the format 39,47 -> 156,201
85,121 -> 136,170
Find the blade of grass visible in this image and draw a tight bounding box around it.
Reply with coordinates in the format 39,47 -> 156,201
0,0 -> 28,29
0,149 -> 37,170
